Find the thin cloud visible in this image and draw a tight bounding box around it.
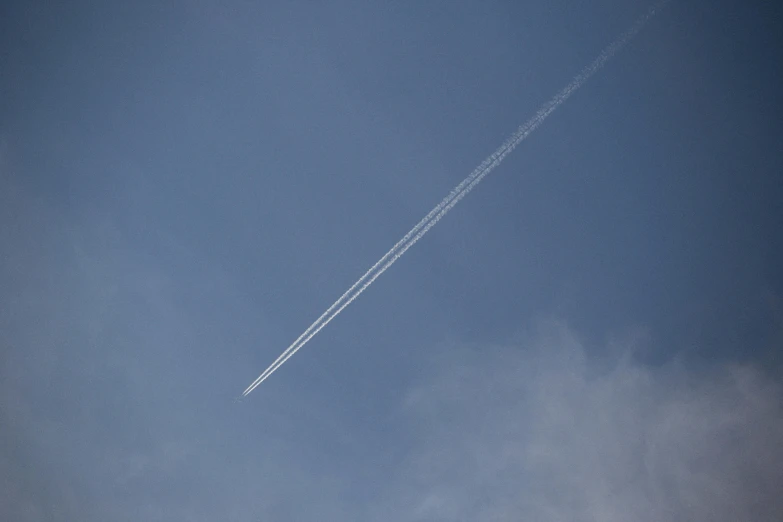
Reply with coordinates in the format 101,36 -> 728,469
374,321 -> 783,522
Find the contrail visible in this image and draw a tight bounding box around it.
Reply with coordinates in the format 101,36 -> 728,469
240,68 -> 576,397
241,140 -> 517,395
242,90 -> 543,396
243,0 -> 669,397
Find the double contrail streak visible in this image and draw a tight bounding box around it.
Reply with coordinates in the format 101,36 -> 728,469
243,0 -> 669,397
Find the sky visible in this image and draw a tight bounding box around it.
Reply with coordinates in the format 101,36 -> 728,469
1,0 -> 782,520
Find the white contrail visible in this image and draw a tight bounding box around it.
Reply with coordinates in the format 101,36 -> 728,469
243,0 -> 669,396
242,85 -> 548,397
241,65 -> 573,397
241,141 -> 521,395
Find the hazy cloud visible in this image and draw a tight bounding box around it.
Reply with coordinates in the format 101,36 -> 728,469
377,321 -> 783,522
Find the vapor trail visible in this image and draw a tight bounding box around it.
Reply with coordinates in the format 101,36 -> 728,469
241,134 -> 519,394
243,0 -> 669,396
242,80 -> 544,396
241,71 -> 570,396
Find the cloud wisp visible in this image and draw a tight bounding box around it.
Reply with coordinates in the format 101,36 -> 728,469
243,0 -> 671,396
375,322 -> 783,522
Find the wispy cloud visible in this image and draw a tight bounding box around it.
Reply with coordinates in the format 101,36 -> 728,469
373,320 -> 783,522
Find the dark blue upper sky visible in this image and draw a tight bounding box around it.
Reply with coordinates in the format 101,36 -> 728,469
2,1 -> 782,520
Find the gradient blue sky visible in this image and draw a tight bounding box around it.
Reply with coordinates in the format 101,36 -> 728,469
2,0 -> 782,520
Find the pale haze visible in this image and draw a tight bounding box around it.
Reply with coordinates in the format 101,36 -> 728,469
2,0 -> 782,520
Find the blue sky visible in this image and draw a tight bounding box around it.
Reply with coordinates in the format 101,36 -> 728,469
2,0 -> 782,520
